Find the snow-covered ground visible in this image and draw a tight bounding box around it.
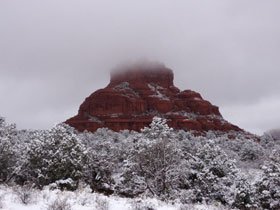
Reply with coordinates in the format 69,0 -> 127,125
0,185 -> 231,210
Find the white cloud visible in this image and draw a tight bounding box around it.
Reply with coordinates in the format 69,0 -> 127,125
221,95 -> 280,135
0,0 -> 280,132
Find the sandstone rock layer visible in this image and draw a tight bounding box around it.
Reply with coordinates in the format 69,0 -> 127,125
66,64 -> 241,133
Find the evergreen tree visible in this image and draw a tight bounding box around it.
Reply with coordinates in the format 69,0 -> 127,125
17,124 -> 87,189
0,117 -> 17,182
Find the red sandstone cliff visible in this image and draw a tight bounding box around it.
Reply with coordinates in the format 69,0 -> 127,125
66,64 -> 242,133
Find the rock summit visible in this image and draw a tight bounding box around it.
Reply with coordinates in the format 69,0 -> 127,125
66,63 -> 241,133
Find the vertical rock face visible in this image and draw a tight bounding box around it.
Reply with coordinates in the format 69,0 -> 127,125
66,64 -> 242,133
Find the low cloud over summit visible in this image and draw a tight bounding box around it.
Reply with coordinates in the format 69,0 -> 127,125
0,0 -> 280,134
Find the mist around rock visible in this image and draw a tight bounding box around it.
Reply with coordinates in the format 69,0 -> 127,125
66,64 -> 243,135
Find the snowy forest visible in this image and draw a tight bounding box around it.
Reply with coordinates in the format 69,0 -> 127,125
0,116 -> 280,210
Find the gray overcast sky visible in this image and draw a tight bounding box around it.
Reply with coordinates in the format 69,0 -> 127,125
0,0 -> 279,135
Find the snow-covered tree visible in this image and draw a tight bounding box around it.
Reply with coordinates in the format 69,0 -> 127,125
2,114 -> 280,208
116,117 -> 241,205
16,124 -> 87,189
141,117 -> 174,140
0,117 -> 17,182
255,149 -> 280,209
178,140 -> 238,205
80,130 -> 118,194
117,117 -> 181,198
233,176 -> 257,209
239,140 -> 264,161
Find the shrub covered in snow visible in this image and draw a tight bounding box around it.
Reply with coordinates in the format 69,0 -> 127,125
0,117 -> 17,183
15,124 -> 87,189
0,115 -> 280,209
254,149 -> 280,209
233,176 -> 257,209
115,117 -> 240,206
116,117 -> 181,198
14,184 -> 35,205
179,140 -> 238,205
47,197 -> 72,210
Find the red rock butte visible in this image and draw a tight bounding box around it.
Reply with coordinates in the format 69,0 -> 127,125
66,63 -> 242,133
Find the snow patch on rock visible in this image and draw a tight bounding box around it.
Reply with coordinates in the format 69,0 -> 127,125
148,83 -> 170,101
